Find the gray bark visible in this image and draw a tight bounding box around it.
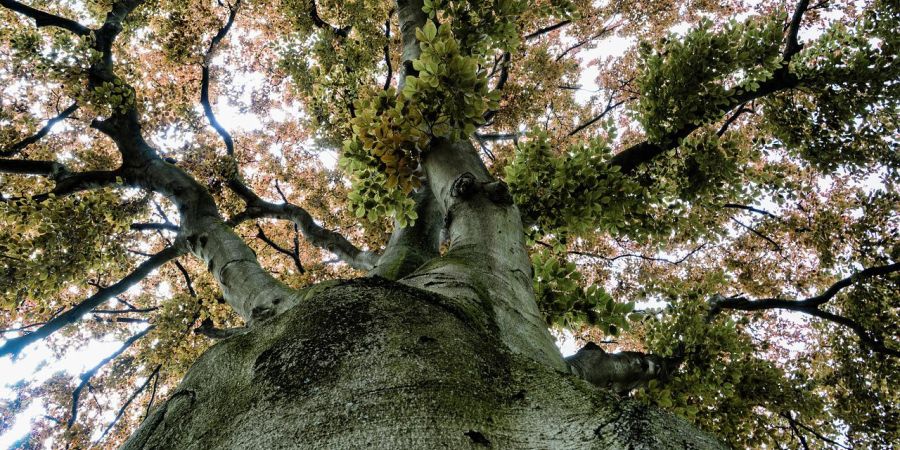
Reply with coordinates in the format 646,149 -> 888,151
566,342 -> 683,395
122,278 -> 725,449
369,184 -> 443,280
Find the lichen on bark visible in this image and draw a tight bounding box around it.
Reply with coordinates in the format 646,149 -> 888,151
123,278 -> 725,449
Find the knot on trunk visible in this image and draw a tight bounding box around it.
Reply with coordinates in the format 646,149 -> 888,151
450,172 -> 479,199
449,173 -> 513,206
484,180 -> 513,206
251,304 -> 276,322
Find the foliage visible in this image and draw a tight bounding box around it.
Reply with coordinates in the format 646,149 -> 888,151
532,248 -> 636,333
635,16 -> 784,143
340,21 -> 499,223
0,0 -> 898,448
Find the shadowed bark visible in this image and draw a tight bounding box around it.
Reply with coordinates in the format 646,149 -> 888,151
122,279 -> 725,449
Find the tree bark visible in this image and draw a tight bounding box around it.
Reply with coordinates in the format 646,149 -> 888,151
122,278 -> 725,449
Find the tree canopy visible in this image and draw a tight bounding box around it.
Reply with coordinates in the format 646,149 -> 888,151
0,0 -> 898,448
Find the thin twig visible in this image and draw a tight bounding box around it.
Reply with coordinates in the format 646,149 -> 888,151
68,326 -> 155,428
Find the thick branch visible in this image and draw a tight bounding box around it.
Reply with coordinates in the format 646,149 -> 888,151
0,244 -> 184,357
92,0 -> 146,72
370,184 -> 442,280
194,318 -> 247,339
0,158 -> 64,176
474,132 -> 524,142
783,0 -> 811,60
130,222 -> 180,232
0,102 -> 79,157
200,1 -> 241,156
609,69 -> 800,174
0,158 -> 122,201
309,0 -> 349,37
808,308 -> 899,357
524,20 -> 571,41
709,262 -> 900,356
0,0 -> 90,35
565,342 -> 683,395
68,326 -> 154,427
229,189 -> 378,271
396,0 -> 427,87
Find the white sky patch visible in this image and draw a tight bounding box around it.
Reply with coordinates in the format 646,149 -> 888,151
0,399 -> 44,449
0,326 -> 148,444
318,149 -> 338,170
668,22 -> 692,37
211,99 -> 263,132
554,328 -> 580,357
156,281 -> 172,299
574,35 -> 635,105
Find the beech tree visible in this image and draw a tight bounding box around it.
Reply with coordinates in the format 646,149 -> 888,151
1,0 -> 898,447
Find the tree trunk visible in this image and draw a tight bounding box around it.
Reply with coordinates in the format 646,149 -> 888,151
122,277 -> 725,449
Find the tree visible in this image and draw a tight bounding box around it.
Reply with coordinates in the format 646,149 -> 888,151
0,0 -> 897,447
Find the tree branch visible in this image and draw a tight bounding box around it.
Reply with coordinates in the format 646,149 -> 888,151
569,243 -> 705,265
0,244 -> 185,357
200,0 -> 241,156
482,52 -> 510,125
256,223 -> 305,274
524,19 -> 572,41
130,222 -> 180,232
194,318 -> 247,339
383,12 -> 393,90
715,103 -> 753,137
568,97 -> 628,137
565,342 -> 683,395
722,203 -> 780,220
0,159 -> 123,202
228,181 -> 378,270
784,412 -> 811,450
474,132 -> 524,143
554,24 -> 618,62
731,217 -> 782,252
94,364 -> 162,444
0,0 -> 90,35
143,366 -> 160,420
0,102 -> 79,157
0,158 -> 65,176
309,0 -> 349,37
68,326 -> 155,428
783,0 -> 811,60
709,262 -> 900,357
91,307 -> 159,314
608,69 -> 800,174
779,412 -> 851,449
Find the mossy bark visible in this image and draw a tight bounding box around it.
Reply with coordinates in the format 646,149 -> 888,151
122,278 -> 725,449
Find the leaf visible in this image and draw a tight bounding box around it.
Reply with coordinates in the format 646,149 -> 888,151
423,21 -> 437,42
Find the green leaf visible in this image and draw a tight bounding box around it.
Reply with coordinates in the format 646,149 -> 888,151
423,21 -> 437,42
